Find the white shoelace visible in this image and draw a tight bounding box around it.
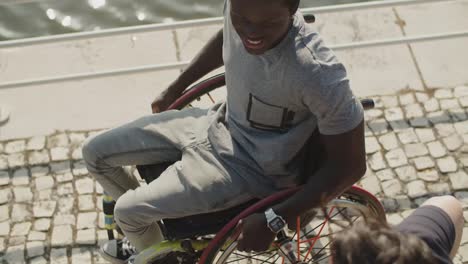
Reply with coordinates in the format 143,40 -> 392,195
121,237 -> 137,257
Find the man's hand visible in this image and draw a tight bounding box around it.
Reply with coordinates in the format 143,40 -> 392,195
151,88 -> 182,114
237,213 -> 276,252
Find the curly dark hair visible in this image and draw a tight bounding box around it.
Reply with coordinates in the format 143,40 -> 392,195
330,218 -> 437,264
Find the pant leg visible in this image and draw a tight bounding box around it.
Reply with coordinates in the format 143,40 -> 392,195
82,108 -> 208,199
114,138 -> 253,252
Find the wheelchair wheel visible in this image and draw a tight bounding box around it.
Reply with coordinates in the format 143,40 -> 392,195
168,73 -> 226,110
199,186 -> 386,264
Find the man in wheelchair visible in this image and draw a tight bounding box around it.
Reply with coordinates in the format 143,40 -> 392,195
82,0 -> 366,262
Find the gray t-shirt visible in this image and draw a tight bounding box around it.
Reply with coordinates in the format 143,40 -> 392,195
207,0 -> 363,196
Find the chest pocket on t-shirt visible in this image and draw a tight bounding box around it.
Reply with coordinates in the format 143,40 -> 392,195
247,93 -> 295,132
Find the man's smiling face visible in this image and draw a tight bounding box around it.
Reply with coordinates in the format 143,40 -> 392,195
230,0 -> 294,55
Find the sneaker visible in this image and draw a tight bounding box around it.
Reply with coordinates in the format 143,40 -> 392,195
100,237 -> 137,264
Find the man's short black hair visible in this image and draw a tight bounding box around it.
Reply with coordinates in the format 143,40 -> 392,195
284,0 -> 300,13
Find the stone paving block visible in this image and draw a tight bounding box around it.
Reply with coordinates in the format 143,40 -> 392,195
428,182 -> 451,195
443,134 -> 463,151
390,120 -> 412,132
76,229 -> 96,245
365,137 -> 380,154
407,180 -> 428,198
0,170 -> 9,186
57,183 -> 74,196
397,129 -> 419,144
455,192 -> 468,209
440,99 -> 460,110
434,123 -> 455,138
76,177 -> 94,194
404,143 -> 429,158
11,204 -> 31,222
56,172 -> 73,183
434,89 -> 454,99
427,141 -> 447,159
69,133 -> 87,145
33,201 -> 57,217
78,195 -> 95,211
54,214 -> 76,226
72,248 -> 93,264
8,153 -> 26,168
51,225 -> 73,247
0,189 -> 11,204
455,120 -> 468,135
28,231 -> 46,241
96,182 -> 104,195
368,119 -> 389,135
35,176 -> 54,191
0,221 -> 10,236
428,111 -> 451,125
460,96 -> 468,108
464,211 -> 468,223
395,195 -> 412,210
50,248 -> 69,264
385,107 -> 404,122
437,156 -> 458,173
51,147 -> 69,162
461,156 -> 468,168
424,98 -> 440,112
413,156 -> 435,171
394,165 -> 417,182
57,197 -> 75,214
11,222 -> 32,236
381,198 -> 398,212
368,152 -> 387,171
12,168 -> 30,186
30,166 -> 49,178
4,244 -> 25,264
449,108 -> 468,122
72,160 -> 88,177
399,93 -> 415,105
77,212 -> 97,229
364,109 -> 383,120
417,169 -> 440,182
385,148 -> 408,168
0,155 -> 7,170
360,172 -> 382,195
13,187 -> 33,203
26,241 -> 44,258
5,140 -> 26,154
33,218 -> 50,231
378,133 -> 398,151
375,168 -> 395,182
28,150 -> 50,166
382,179 -> 403,197
409,117 -> 430,128
405,103 -> 424,119
0,205 -> 9,221
27,136 -> 46,151
415,92 -> 429,103
380,96 -> 398,108
97,230 -> 108,247
51,161 -> 71,174
450,171 -> 468,191
37,189 -> 53,201
415,128 -> 436,143
47,134 -> 69,148
455,85 -> 468,97
0,236 -> 4,253
71,148 -> 83,160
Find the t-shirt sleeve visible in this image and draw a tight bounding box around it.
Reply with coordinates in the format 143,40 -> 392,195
395,205 -> 456,264
302,63 -> 364,135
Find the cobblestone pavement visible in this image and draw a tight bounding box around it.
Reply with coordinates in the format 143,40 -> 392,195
0,85 -> 467,263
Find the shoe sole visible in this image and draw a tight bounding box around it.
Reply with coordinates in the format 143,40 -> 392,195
99,247 -> 129,264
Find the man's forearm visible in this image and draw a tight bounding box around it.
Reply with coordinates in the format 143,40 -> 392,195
170,29 -> 224,94
273,163 -> 366,222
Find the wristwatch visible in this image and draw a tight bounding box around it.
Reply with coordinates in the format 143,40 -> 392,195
265,208 -> 287,233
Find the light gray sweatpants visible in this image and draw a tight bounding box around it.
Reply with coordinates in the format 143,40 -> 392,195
82,108 -> 252,252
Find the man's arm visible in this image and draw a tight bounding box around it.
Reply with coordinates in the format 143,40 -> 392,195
152,29 -> 224,113
273,120 -> 367,224
237,120 -> 367,252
